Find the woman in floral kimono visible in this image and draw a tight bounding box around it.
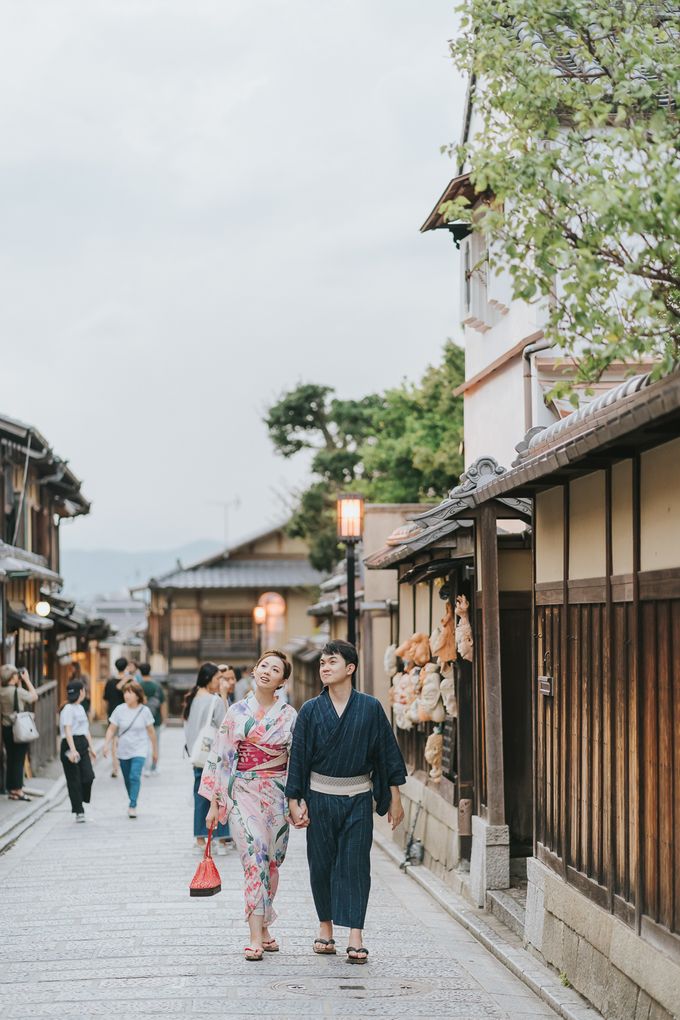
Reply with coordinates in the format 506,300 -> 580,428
200,650 -> 296,961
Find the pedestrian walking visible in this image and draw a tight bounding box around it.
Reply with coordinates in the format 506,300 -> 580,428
183,663 -> 230,853
103,681 -> 157,818
233,667 -> 255,702
0,664 -> 38,802
59,680 -> 97,822
286,640 -> 406,964
103,657 -> 129,778
200,650 -> 297,961
139,663 -> 165,776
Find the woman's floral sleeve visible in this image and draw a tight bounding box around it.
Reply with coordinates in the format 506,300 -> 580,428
198,713 -> 235,820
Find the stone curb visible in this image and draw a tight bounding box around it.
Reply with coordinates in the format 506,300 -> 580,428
0,739 -> 105,855
373,831 -> 602,1020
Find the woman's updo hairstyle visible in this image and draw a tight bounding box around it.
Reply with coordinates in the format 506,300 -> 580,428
182,662 -> 219,720
256,649 -> 292,682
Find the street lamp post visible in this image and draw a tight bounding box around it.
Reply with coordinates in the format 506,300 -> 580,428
253,605 -> 266,659
336,494 -> 364,647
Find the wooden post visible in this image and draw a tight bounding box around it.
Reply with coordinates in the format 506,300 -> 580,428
633,453 -> 642,935
479,503 -> 505,826
605,466 -> 615,911
561,483 -> 570,879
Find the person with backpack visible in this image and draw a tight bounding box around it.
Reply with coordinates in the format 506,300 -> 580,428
103,657 -> 130,778
139,663 -> 165,776
183,663 -> 230,853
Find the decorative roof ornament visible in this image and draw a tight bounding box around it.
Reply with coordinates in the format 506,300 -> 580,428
448,456 -> 506,497
512,426 -> 548,466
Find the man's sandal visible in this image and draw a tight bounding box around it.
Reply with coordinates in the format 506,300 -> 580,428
346,946 -> 369,964
244,946 -> 264,961
313,938 -> 337,955
262,938 -> 279,952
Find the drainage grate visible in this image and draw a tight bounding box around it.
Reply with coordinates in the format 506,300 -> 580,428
272,978 -> 428,1000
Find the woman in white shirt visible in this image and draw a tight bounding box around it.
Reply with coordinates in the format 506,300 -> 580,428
103,681 -> 157,818
59,680 -> 97,822
183,662 -> 230,852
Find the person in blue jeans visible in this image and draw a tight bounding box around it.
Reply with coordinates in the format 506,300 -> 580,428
183,662 -> 232,853
104,681 -> 157,818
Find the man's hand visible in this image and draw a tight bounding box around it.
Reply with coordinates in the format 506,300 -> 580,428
287,798 -> 310,828
388,795 -> 405,831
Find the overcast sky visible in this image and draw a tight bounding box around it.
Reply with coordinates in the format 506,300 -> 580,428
0,1 -> 465,552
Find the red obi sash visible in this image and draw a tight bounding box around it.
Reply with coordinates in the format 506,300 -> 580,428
236,741 -> 287,774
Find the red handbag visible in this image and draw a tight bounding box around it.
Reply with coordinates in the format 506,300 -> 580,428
189,825 -> 222,897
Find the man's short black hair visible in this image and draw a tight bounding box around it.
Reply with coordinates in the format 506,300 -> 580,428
139,663 -> 151,676
115,657 -> 128,673
321,640 -> 358,671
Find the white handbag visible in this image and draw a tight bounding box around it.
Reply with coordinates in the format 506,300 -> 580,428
11,688 -> 39,743
190,696 -> 218,768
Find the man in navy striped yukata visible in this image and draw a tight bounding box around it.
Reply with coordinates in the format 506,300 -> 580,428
285,640 -> 406,964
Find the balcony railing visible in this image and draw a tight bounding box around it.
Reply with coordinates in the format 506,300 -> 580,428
169,639 -> 259,662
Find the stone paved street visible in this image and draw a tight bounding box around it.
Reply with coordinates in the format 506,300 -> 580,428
0,728 -> 560,1020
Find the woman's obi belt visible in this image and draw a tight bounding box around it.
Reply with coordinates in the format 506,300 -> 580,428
309,771 -> 372,796
237,741 -> 287,773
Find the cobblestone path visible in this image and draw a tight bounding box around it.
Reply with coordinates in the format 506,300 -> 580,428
0,727 -> 559,1019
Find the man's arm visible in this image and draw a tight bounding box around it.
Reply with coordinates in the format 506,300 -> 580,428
285,705 -> 310,828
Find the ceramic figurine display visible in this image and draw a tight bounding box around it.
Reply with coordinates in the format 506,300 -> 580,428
424,729 -> 443,783
455,594 -> 474,662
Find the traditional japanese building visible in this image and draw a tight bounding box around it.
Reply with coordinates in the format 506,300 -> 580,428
146,523 -> 324,713
0,412 -> 92,778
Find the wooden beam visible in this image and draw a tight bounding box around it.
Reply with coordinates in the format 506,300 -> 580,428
479,502 -> 506,826
560,482 -> 570,879
633,453 -> 643,935
453,331 -> 544,397
605,466 -> 615,911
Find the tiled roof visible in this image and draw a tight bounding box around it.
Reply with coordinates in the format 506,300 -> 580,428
479,370 -> 680,500
150,558 -> 324,590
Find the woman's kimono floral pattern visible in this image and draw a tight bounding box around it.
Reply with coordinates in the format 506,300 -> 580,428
199,693 -> 296,924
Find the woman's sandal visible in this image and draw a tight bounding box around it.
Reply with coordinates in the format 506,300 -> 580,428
244,946 -> 264,961
262,938 -> 279,953
346,946 -> 369,964
8,793 -> 31,802
313,938 -> 337,955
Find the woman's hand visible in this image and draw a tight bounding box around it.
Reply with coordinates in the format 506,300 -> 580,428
102,743 -> 110,759
88,748 -> 97,761
205,802 -> 220,830
288,799 -> 310,829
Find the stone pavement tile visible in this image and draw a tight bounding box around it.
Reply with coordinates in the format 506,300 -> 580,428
0,727 -> 558,1020
489,991 -> 562,1017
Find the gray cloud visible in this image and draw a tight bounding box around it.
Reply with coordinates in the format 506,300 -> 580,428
0,1 -> 465,551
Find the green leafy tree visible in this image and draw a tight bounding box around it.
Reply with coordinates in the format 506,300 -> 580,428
445,1 -> 680,390
265,343 -> 465,571
360,341 -> 465,501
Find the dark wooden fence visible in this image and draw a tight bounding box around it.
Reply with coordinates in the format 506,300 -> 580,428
535,588 -> 680,954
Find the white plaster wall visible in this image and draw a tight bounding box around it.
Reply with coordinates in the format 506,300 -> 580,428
641,437 -> 680,571
464,360 -> 526,469
363,504 -> 426,602
498,548 -> 532,590
569,472 -> 606,580
611,460 -> 633,576
414,582 -> 431,635
535,487 -> 564,584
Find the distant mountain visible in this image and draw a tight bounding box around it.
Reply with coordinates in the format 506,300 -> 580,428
60,540 -> 223,600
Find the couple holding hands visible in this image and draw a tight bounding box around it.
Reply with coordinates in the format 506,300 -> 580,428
198,639 -> 406,963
